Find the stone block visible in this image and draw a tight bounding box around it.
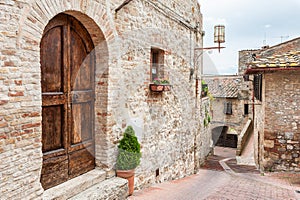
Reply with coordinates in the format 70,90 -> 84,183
269,152 -> 279,160
264,140 -> 274,148
278,147 -> 286,152
278,139 -> 286,144
287,140 -> 299,144
264,131 -> 276,140
69,177 -> 128,200
43,169 -> 106,200
285,132 -> 294,140
287,144 -> 294,150
292,153 -> 299,158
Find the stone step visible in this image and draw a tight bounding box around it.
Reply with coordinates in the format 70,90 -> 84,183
43,168 -> 107,200
69,177 -> 128,200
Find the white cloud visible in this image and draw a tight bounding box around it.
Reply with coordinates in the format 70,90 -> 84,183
264,24 -> 271,29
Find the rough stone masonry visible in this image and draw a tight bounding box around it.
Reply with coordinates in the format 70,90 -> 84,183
0,0 -> 212,199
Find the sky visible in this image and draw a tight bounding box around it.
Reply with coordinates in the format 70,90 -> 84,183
198,0 -> 300,75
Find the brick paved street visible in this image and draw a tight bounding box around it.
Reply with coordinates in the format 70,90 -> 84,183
129,147 -> 300,200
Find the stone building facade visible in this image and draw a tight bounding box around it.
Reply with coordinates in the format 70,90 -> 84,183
203,75 -> 251,148
241,37 -> 300,172
0,0 -> 212,199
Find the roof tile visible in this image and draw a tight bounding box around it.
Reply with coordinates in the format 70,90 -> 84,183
203,76 -> 241,98
248,51 -> 300,69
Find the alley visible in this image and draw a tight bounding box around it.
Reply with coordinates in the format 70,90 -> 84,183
129,147 -> 300,200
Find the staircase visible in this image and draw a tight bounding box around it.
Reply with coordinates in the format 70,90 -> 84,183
236,119 -> 256,166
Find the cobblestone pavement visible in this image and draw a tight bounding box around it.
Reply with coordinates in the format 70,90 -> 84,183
128,147 -> 300,200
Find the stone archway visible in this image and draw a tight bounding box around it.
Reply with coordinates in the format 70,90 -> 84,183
17,1 -> 115,191
212,126 -> 237,148
10,0 -> 118,197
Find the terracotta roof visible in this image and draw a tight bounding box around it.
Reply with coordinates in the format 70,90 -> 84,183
246,51 -> 300,74
203,76 -> 241,98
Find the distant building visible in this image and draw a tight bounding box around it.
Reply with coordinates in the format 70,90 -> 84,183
203,75 -> 251,148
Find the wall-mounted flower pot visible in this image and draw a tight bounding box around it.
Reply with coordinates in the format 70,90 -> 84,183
149,84 -> 172,92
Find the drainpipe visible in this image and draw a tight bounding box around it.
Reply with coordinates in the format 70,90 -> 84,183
115,0 -> 135,13
252,83 -> 255,120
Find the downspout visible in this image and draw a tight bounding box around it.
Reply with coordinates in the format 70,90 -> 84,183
115,0 -> 135,13
252,81 -> 255,120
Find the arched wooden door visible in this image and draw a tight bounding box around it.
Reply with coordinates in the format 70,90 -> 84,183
40,13 -> 95,189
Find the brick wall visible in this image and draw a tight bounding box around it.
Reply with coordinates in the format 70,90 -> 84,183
239,37 -> 300,171
0,0 -> 209,198
262,71 -> 300,171
0,1 -> 44,199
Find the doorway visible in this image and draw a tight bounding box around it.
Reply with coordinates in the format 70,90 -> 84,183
40,13 -> 95,189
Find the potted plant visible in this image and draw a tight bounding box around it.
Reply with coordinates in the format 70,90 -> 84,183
116,126 -> 141,195
149,77 -> 172,92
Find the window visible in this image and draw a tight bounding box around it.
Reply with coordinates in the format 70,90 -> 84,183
253,74 -> 262,101
151,48 -> 164,81
223,102 -> 232,115
243,75 -> 249,81
244,104 -> 249,115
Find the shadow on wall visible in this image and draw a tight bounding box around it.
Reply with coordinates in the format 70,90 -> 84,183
212,126 -> 237,148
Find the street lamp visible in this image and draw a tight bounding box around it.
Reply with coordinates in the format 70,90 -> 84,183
214,25 -> 225,52
195,24 -> 226,52
193,25 -> 226,103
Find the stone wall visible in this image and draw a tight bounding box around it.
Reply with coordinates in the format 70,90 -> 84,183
211,98 -> 248,134
239,38 -> 300,171
253,101 -> 264,168
104,0 -> 205,189
198,97 -> 213,166
262,71 -> 300,171
0,0 -> 209,199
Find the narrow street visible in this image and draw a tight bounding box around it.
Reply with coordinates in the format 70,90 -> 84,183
129,147 -> 300,200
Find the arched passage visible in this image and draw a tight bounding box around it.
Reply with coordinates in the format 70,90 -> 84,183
212,126 -> 237,148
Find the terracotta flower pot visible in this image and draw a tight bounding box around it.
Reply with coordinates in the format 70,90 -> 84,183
149,84 -> 172,92
150,84 -> 164,92
116,169 -> 135,195
164,85 -> 171,91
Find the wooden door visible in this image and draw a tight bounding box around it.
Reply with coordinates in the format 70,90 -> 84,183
40,13 -> 95,189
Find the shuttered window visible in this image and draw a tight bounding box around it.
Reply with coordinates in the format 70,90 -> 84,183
254,74 -> 262,101
223,102 -> 232,115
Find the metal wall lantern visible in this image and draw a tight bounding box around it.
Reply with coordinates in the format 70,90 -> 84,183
193,24 -> 226,100
194,24 -> 225,52
214,25 -> 225,52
